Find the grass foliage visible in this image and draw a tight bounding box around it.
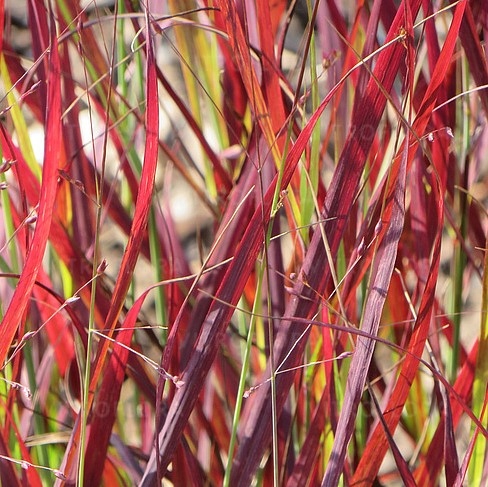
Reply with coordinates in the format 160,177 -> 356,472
0,0 -> 487,485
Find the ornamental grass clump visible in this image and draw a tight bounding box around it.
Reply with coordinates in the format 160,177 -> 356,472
0,1 -> 487,485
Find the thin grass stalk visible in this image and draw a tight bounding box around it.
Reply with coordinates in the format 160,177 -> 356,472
223,273 -> 264,487
470,232 -> 488,484
78,218 -> 102,484
449,53 -> 470,382
77,15 -> 115,485
263,238 -> 279,487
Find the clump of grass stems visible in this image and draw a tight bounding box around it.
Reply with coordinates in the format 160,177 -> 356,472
0,1 -> 487,485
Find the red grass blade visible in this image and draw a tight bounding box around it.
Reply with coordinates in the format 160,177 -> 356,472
322,130 -> 408,487
0,13 -> 61,366
82,11 -> 160,485
87,13 -> 159,390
